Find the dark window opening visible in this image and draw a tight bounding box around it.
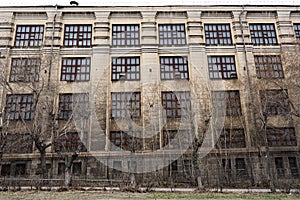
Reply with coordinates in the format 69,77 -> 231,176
10,58 -> 40,82
260,89 -> 289,115
14,25 -> 44,47
266,128 -> 297,147
112,24 -> 140,46
236,158 -> 248,178
219,129 -> 246,148
254,55 -> 283,78
275,157 -> 285,177
61,57 -> 90,82
288,157 -> 299,177
249,23 -> 277,45
64,24 -> 92,47
161,91 -> 191,118
212,90 -> 242,116
111,57 -> 140,81
111,92 -> 141,118
110,131 -> 142,152
5,94 -> 34,120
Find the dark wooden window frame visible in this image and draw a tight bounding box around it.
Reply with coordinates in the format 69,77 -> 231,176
266,127 -> 297,147
112,24 -> 140,46
61,57 -> 91,82
64,24 -> 92,47
0,133 -> 33,154
208,56 -> 237,79
288,157 -> 299,177
212,90 -> 242,116
58,93 -> 89,120
14,25 -> 44,47
275,157 -> 285,177
111,57 -> 140,81
204,24 -> 233,45
294,23 -> 300,43
55,132 -> 87,152
161,91 -> 191,118
5,94 -> 34,120
160,56 -> 189,80
162,130 -> 192,149
158,24 -> 187,46
260,89 -> 290,115
111,92 -> 141,118
109,131 -> 142,151
254,55 -> 284,78
219,129 -> 246,148
249,23 -> 278,45
10,58 -> 40,82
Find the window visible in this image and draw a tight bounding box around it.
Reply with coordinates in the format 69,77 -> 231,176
55,132 -> 87,152
275,157 -> 285,177
183,160 -> 191,174
260,90 -> 289,115
111,92 -> 141,118
207,56 -> 237,79
204,24 -> 232,45
212,90 -> 242,116
170,160 -> 178,172
294,23 -> 300,43
58,93 -> 89,120
161,91 -> 191,118
288,157 -> 299,177
5,94 -> 34,120
254,55 -> 283,78
266,128 -> 297,147
112,24 -> 139,46
72,162 -> 82,175
160,56 -> 189,80
110,131 -> 142,151
1,164 -> 11,176
10,58 -> 40,82
249,24 -> 277,45
159,24 -> 186,46
235,158 -> 248,177
64,24 -> 92,47
163,130 -> 192,149
61,57 -> 90,81
0,133 -> 33,154
58,163 -> 65,175
14,25 -> 44,47
219,129 -> 246,148
15,163 -> 26,176
111,57 -> 140,81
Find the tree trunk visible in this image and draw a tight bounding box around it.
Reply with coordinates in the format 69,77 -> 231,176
40,150 -> 48,180
64,166 -> 72,187
129,173 -> 137,189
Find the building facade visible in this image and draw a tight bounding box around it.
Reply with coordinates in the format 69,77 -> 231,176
0,5 -> 299,188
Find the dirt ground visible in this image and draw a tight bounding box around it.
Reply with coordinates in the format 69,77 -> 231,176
0,190 -> 299,200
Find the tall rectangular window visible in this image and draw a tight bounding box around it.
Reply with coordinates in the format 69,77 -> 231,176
112,25 -> 139,46
254,55 -> 284,78
162,130 -> 192,150
219,129 -> 246,148
275,157 -> 285,177
64,24 -> 92,47
294,23 -> 300,43
266,128 -> 297,147
111,92 -> 141,118
61,57 -> 90,82
5,94 -> 34,120
160,56 -> 189,80
0,133 -> 33,153
288,157 -> 299,177
58,93 -> 89,120
109,131 -> 142,151
212,90 -> 242,116
159,24 -> 186,46
249,24 -> 277,45
207,56 -> 237,79
260,89 -> 289,115
111,57 -> 140,81
10,58 -> 40,82
204,24 -> 232,45
55,132 -> 87,152
14,25 -> 44,47
235,158 -> 248,177
161,91 -> 191,118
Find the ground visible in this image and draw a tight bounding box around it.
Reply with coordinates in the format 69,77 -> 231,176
0,191 -> 299,200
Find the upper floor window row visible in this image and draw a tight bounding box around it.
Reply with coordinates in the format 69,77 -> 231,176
249,23 -> 277,45
204,24 -> 232,46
